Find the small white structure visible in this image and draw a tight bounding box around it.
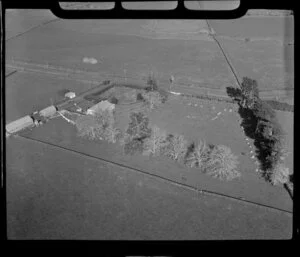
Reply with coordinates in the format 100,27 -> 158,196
65,91 -> 76,99
86,100 -> 115,115
83,57 -> 98,64
39,105 -> 57,118
6,115 -> 34,134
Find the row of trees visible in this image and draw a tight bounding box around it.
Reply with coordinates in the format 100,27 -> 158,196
229,77 -> 291,186
123,112 -> 241,181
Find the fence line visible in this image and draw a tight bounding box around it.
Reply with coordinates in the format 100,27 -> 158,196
7,59 -> 292,101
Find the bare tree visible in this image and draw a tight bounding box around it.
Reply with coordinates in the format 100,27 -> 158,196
185,139 -> 211,169
103,125 -> 122,143
267,162 -> 290,186
163,134 -> 188,161
205,145 -> 241,181
143,126 -> 168,156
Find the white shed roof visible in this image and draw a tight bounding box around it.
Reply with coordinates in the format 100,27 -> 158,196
6,115 -> 33,134
65,92 -> 76,98
39,105 -> 57,117
86,100 -> 115,115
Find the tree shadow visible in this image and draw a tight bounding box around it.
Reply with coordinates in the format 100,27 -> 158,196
226,86 -> 274,175
226,86 -> 242,101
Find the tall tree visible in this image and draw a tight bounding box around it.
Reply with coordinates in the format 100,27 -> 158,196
240,77 -> 260,109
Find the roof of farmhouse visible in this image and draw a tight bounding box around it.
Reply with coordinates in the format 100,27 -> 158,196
88,100 -> 115,112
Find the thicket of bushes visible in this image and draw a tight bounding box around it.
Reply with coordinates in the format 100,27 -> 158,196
226,77 -> 292,187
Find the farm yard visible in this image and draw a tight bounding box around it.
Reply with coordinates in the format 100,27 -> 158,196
16,83 -> 293,212
5,8 -> 294,239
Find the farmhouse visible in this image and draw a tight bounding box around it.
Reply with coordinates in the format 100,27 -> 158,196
6,115 -> 34,134
86,100 -> 115,115
65,91 -> 76,99
39,105 -> 57,118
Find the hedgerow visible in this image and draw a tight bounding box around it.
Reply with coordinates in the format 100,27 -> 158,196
226,77 -> 291,186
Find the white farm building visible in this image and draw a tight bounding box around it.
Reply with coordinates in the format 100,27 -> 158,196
6,115 -> 34,134
65,91 -> 76,99
39,105 -> 57,118
86,100 -> 115,115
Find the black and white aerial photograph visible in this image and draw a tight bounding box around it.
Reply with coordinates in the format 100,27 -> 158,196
4,1 -> 294,240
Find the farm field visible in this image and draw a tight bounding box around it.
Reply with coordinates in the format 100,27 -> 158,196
6,136 -> 292,239
5,71 -> 97,122
17,90 -> 293,213
6,25 -> 235,89
209,16 -> 294,42
209,17 -> 294,101
5,9 -> 58,40
5,8 -> 294,239
214,37 -> 294,93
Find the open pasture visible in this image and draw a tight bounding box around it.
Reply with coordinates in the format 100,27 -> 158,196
17,87 -> 293,212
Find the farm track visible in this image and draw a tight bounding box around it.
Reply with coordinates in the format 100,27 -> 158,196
16,133 -> 292,215
6,60 -> 292,100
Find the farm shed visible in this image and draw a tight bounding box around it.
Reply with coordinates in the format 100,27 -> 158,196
65,91 -> 76,99
6,115 -> 33,134
86,100 -> 115,115
39,105 -> 57,118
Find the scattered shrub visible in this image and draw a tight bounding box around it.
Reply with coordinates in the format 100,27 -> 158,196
205,145 -> 240,181
184,140 -> 212,169
141,91 -> 164,109
162,134 -> 188,162
143,126 -> 168,156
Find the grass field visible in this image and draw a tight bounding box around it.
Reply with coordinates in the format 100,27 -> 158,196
6,135 -> 292,239
17,87 -> 293,212
5,11 -> 294,239
5,72 -> 95,122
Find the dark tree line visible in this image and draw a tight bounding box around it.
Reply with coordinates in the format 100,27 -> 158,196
226,77 -> 286,182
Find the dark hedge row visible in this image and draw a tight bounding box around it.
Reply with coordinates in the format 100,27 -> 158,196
264,100 -> 294,112
226,78 -> 289,185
